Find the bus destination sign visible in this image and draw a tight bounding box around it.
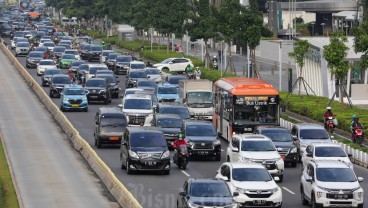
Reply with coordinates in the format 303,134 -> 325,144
236,96 -> 278,105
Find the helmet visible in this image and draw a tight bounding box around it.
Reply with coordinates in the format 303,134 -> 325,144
352,114 -> 357,119
179,132 -> 183,140
326,106 -> 331,110
196,66 -> 199,70
213,55 -> 216,58
102,41 -> 105,44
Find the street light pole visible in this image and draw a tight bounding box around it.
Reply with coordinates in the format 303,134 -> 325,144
279,42 -> 282,91
311,22 -> 315,36
186,31 -> 189,56
321,23 -> 325,36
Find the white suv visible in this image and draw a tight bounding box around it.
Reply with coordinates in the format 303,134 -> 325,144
216,162 -> 282,207
226,134 -> 284,182
119,94 -> 153,126
300,160 -> 364,208
301,143 -> 353,171
153,58 -> 193,73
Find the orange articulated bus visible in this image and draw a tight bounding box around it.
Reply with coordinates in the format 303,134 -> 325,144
213,78 -> 280,141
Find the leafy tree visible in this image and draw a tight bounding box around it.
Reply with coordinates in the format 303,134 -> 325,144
323,32 -> 350,104
186,0 -> 217,67
288,40 -> 311,95
261,25 -> 273,38
353,20 -> 368,69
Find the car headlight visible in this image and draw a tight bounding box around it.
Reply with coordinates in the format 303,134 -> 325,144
240,157 -> 252,162
317,185 -> 329,192
356,191 -> 364,200
235,187 -> 247,194
82,97 -> 87,101
161,150 -> 170,159
271,187 -> 279,193
290,147 -> 297,153
129,150 -> 139,159
63,98 -> 69,101
187,142 -> 194,147
213,140 -> 221,145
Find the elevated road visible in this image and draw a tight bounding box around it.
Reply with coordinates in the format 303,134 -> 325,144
280,0 -> 357,12
0,50 -> 119,207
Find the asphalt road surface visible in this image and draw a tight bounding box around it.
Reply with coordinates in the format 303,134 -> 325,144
0,48 -> 120,207
3,37 -> 368,208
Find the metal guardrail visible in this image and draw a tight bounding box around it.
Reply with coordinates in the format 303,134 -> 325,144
280,118 -> 368,168
0,38 -> 142,208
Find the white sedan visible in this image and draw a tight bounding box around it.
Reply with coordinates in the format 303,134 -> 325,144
37,59 -> 57,76
64,49 -> 81,60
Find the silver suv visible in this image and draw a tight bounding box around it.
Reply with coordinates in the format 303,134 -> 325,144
291,123 -> 332,162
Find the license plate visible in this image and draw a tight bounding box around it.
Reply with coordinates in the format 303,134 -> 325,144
198,151 -> 209,155
71,104 -> 79,107
253,200 -> 266,205
109,137 -> 119,141
90,96 -> 97,98
336,194 -> 349,199
145,162 -> 156,166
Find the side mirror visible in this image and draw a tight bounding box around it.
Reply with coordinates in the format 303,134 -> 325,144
348,153 -> 353,158
121,141 -> 128,146
292,135 -> 297,141
95,121 -> 99,125
118,104 -> 123,108
85,90 -> 89,94
274,176 -> 280,182
221,176 -> 230,181
233,192 -> 239,197
358,177 -> 363,182
232,147 -> 239,152
330,135 -> 335,139
306,153 -> 313,158
305,175 -> 313,182
179,189 -> 186,196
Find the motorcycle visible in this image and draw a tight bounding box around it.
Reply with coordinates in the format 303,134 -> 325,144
173,144 -> 189,170
353,126 -> 364,145
325,116 -> 335,133
187,71 -> 194,79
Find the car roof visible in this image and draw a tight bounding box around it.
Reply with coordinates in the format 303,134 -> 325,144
188,178 -> 226,184
127,127 -> 162,134
309,143 -> 343,148
29,51 -> 43,54
167,75 -> 187,78
87,64 -> 107,67
256,125 -> 288,131
98,107 -> 125,115
236,134 -> 270,141
184,120 -> 213,125
125,94 -> 151,99
223,162 -> 266,169
64,84 -> 83,89
156,114 -> 182,120
158,83 -> 176,88
312,160 -> 350,168
52,74 -> 69,78
65,49 -> 78,52
130,61 -> 145,64
88,78 -> 106,81
102,50 -> 114,52
295,123 -> 324,129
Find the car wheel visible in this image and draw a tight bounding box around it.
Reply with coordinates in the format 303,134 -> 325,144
290,161 -> 297,167
26,64 -> 29,68
163,169 -> 170,175
42,82 -> 46,87
300,185 -> 309,205
60,105 -> 65,112
126,160 -> 133,175
49,92 -> 54,98
84,107 -> 88,112
15,53 -> 18,57
120,154 -> 126,169
104,98 -> 109,105
311,193 -> 320,208
357,204 -> 364,208
278,174 -> 283,183
96,137 -> 102,148
215,153 -> 221,161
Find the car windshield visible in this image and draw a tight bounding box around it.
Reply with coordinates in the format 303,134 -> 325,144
100,116 -> 127,127
44,70 -> 61,75
62,54 -> 75,59
124,99 -> 151,110
315,147 -> 347,157
29,52 -> 43,58
59,44 -> 71,49
108,54 -> 118,59
64,89 -> 86,95
232,168 -> 272,182
130,132 -> 166,147
168,77 -> 187,85
186,125 -> 216,137
241,140 -> 276,151
131,63 -> 145,70
146,69 -> 160,74
89,67 -> 107,74
190,182 -> 231,197
300,129 -> 329,140
98,75 -> 115,83
91,46 -> 102,51
158,86 -> 177,94
187,92 -> 212,104
316,168 -> 356,182
102,51 -> 112,56
39,61 -> 55,65
53,47 -> 66,52
17,43 -> 29,47
53,77 -> 71,84
117,56 -> 131,62
65,50 -> 79,55
35,47 -> 47,52
129,71 -> 147,78
137,81 -> 156,88
86,79 -> 105,87
157,118 -> 182,128
161,58 -> 173,64
261,129 -> 292,142
72,62 -> 85,67
160,107 -> 189,119
79,65 -> 88,71
44,42 -> 54,47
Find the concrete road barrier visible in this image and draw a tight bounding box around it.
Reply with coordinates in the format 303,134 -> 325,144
0,40 -> 142,208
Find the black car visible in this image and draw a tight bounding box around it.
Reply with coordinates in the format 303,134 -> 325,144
85,78 -> 112,104
26,51 -> 44,68
80,44 -> 91,60
182,120 -> 221,161
96,74 -> 120,98
165,75 -> 188,87
88,45 -> 103,62
41,68 -> 62,87
177,178 -> 238,208
51,46 -> 66,59
114,55 -> 132,75
94,107 -> 128,148
136,79 -> 157,93
254,126 -> 298,167
120,127 -> 170,174
49,75 -> 72,98
151,114 -> 183,148
125,70 -> 147,88
105,53 -> 119,69
0,24 -> 12,36
155,103 -> 190,120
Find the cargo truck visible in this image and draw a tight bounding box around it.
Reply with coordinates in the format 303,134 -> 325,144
178,79 -> 213,120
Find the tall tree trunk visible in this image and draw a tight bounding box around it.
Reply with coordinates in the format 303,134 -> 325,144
298,67 -> 303,95
227,41 -> 234,74
158,34 -> 160,51
339,78 -> 343,104
167,35 -> 170,54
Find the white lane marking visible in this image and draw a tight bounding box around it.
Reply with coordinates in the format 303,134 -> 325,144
282,187 -> 295,195
181,170 -> 190,177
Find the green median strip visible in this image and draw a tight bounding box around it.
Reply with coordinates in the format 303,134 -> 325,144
0,137 -> 19,208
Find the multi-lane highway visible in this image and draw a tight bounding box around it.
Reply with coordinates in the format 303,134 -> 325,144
3,37 -> 368,208
0,47 -> 119,208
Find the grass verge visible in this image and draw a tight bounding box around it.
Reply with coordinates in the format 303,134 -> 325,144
0,137 -> 19,208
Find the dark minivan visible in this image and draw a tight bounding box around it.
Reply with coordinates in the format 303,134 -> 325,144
120,127 -> 170,175
94,107 -> 128,148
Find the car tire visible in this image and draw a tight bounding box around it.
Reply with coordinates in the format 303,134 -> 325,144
26,64 -> 29,68
49,92 -> 54,98
227,156 -> 230,162
60,105 -> 65,112
15,53 -> 18,57
311,193 -> 321,208
357,204 -> 364,208
84,107 -> 88,112
42,82 -> 46,87
291,161 -> 297,167
163,170 -> 170,175
104,98 -> 109,105
300,185 -> 309,205
215,154 -> 221,161
278,174 -> 283,183
96,137 -> 102,148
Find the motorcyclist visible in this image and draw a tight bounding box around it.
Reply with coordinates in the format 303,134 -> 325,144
101,41 -> 106,49
185,64 -> 193,77
351,115 -> 363,140
195,67 -> 201,80
173,132 -> 187,162
323,106 -> 335,129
